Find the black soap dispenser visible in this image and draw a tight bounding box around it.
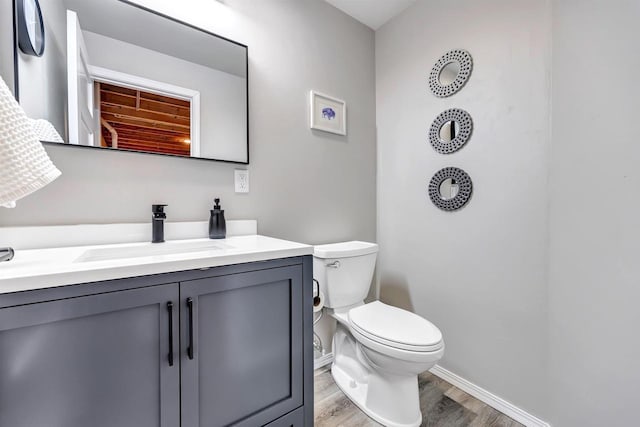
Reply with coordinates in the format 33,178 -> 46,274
209,198 -> 226,239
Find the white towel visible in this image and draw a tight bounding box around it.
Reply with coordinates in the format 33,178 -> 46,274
0,76 -> 61,208
29,118 -> 64,143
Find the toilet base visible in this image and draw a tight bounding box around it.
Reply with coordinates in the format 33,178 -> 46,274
331,364 -> 422,427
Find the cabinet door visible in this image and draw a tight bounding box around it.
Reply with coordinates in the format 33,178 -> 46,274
181,265 -> 304,427
263,407 -> 304,427
0,283 -> 180,427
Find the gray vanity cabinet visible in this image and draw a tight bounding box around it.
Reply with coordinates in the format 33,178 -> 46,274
264,407 -> 305,427
0,283 -> 181,427
180,265 -> 304,427
0,257 -> 312,427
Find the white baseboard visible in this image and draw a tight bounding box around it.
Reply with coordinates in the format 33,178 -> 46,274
314,352 -> 334,370
429,365 -> 550,427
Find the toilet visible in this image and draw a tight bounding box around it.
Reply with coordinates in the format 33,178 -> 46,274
314,241 -> 444,427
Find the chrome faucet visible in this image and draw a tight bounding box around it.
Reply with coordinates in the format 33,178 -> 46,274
152,204 -> 167,243
0,247 -> 14,262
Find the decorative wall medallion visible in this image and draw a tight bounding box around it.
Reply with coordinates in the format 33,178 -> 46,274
429,108 -> 473,154
429,167 -> 473,211
429,50 -> 473,98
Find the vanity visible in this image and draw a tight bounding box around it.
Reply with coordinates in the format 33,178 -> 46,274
4,0 -> 316,422
0,228 -> 314,427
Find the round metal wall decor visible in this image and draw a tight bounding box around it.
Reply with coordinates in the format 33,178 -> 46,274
429,167 -> 473,211
429,108 -> 473,154
429,50 -> 473,98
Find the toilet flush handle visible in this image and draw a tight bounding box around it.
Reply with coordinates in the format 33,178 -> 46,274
326,260 -> 341,268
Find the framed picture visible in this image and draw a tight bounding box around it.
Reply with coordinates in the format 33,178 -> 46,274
310,91 -> 346,135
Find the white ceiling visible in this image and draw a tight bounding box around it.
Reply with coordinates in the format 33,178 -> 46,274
324,0 -> 417,30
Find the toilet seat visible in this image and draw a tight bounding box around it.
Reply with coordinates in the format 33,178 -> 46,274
348,301 -> 443,352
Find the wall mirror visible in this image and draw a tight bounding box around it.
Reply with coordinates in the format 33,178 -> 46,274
428,108 -> 473,154
439,120 -> 460,142
13,0 -> 249,163
439,178 -> 459,200
429,49 -> 472,98
438,62 -> 459,86
428,167 -> 473,211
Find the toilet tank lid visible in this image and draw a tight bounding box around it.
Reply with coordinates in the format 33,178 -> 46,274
313,241 -> 378,259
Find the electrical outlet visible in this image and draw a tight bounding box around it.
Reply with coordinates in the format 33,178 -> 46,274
235,169 -> 249,193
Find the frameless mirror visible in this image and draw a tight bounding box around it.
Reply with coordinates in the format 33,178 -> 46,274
439,178 -> 459,200
14,0 -> 249,163
438,61 -> 460,86
438,120 -> 460,143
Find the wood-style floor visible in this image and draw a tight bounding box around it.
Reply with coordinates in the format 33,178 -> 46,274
314,367 -> 524,427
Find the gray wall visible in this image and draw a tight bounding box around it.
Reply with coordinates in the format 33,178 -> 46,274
375,0 -> 551,419
0,0 -> 377,247
548,0 -> 640,425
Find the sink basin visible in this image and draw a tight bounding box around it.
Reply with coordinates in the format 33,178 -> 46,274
75,240 -> 233,263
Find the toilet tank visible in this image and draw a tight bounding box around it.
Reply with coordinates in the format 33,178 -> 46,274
313,241 -> 378,309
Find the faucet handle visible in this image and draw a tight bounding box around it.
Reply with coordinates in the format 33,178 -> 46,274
152,204 -> 167,218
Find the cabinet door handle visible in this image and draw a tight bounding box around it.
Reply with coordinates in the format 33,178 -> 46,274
167,302 -> 174,367
187,297 -> 194,360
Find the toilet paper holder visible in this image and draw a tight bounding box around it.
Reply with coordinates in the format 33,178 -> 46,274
312,279 -> 324,355
313,279 -> 322,307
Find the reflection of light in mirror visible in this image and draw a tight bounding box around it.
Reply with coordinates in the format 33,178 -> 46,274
438,61 -> 460,86
439,120 -> 460,143
132,0 -> 239,35
183,138 -> 191,144
439,178 -> 459,200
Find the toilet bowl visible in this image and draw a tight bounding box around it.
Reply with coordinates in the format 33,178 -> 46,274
313,242 -> 444,427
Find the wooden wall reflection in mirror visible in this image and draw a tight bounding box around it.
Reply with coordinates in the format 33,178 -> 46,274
13,0 -> 249,163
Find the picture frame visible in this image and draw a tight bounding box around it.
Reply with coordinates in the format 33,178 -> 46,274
310,90 -> 346,135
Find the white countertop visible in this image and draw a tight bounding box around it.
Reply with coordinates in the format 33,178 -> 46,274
0,235 -> 313,294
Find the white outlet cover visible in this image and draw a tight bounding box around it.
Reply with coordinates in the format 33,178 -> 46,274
235,169 -> 249,193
